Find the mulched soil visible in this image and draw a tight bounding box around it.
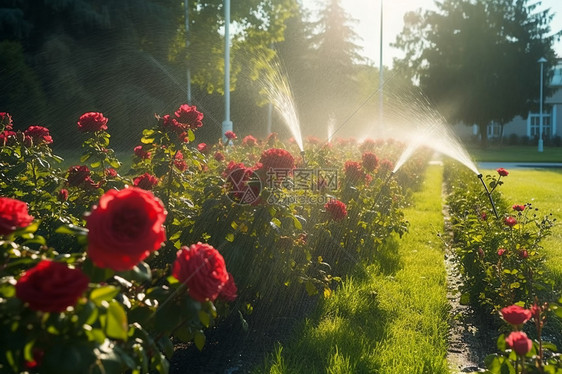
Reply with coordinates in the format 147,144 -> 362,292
170,292 -> 318,374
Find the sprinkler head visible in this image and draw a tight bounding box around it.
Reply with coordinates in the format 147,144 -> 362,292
300,150 -> 306,165
477,173 -> 483,179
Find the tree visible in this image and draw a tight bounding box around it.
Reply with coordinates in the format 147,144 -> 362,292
307,0 -> 365,132
0,0 -> 296,147
393,0 -> 560,146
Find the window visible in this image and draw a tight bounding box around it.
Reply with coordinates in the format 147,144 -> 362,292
530,114 -> 551,137
487,122 -> 501,138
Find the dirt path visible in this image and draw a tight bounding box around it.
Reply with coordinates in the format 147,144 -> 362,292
443,185 -> 495,373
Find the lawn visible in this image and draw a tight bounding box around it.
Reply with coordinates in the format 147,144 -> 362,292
257,165 -> 450,374
479,168 -> 562,288
468,145 -> 562,162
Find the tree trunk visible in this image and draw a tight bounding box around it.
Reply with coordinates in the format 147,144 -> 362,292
478,123 -> 488,148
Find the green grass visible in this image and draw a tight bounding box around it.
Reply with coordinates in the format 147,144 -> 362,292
480,168 -> 562,288
256,165 -> 450,374
468,145 -> 562,162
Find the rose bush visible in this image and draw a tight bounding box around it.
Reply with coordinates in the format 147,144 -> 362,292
0,107 -> 428,373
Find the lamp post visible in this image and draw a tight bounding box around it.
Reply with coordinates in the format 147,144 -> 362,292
538,57 -> 547,152
185,0 -> 192,104
222,0 -> 233,141
378,0 -> 384,126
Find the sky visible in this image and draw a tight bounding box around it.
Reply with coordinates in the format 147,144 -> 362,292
301,0 -> 562,67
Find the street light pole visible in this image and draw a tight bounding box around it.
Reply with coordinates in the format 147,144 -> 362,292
378,0 -> 383,126
538,57 -> 547,152
185,0 -> 192,104
222,0 -> 233,141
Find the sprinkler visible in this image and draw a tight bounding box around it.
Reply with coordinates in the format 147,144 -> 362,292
300,150 -> 306,165
477,173 -> 499,219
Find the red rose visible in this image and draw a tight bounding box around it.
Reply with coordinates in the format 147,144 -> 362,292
172,243 -> 228,302
0,130 -> 16,146
57,189 -> 69,202
480,211 -> 488,221
105,168 -> 117,178
224,130 -> 237,140
0,197 -> 34,235
497,248 -> 506,256
219,273 -> 238,301
505,331 -> 532,356
77,112 -> 108,132
344,160 -> 365,182
497,168 -> 509,177
214,151 -> 225,162
0,112 -> 13,128
174,104 -> 203,129
242,135 -> 258,147
86,187 -> 167,271
258,148 -> 295,173
504,216 -> 517,227
325,199 -> 348,221
66,165 -> 91,187
519,249 -> 529,259
512,204 -> 525,212
15,260 -> 89,313
197,143 -> 208,154
134,145 -> 151,159
362,152 -> 379,172
161,114 -> 183,134
24,126 -> 53,145
174,151 -> 188,172
379,159 -> 395,173
133,173 -> 159,190
500,305 -> 532,325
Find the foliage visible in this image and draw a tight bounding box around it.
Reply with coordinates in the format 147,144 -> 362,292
0,107 -> 428,372
485,301 -> 562,373
393,0 -> 560,145
444,163 -> 555,314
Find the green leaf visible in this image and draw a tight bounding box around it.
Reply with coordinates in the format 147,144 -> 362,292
194,330 -> 206,351
188,129 -> 195,142
271,218 -> 281,228
141,137 -> 154,144
103,300 -> 128,341
90,286 -> 119,306
305,280 -> 318,296
225,233 -> 235,242
119,262 -> 152,283
198,310 -> 210,328
158,337 -> 174,358
55,224 -> 89,237
292,215 -> 303,230
80,153 -> 91,163
496,334 -> 506,351
82,259 -> 115,283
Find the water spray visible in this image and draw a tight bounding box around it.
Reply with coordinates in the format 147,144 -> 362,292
371,171 -> 395,210
477,174 -> 499,219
